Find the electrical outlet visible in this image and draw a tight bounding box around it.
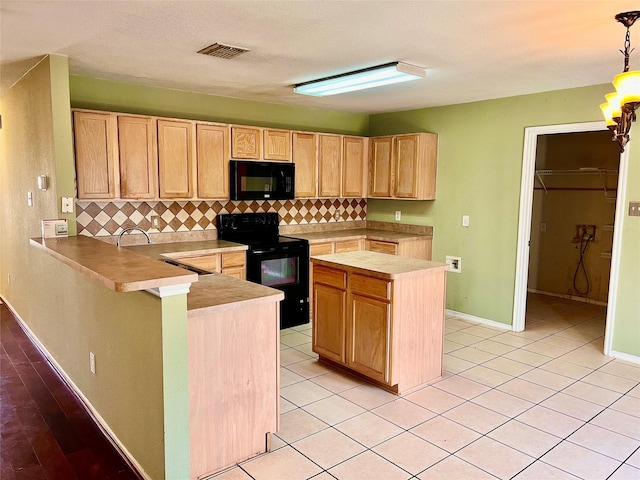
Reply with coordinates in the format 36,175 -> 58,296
61,197 -> 74,213
334,210 -> 340,221
445,255 -> 462,273
89,352 -> 96,374
462,215 -> 470,227
395,211 -> 401,221
151,215 -> 160,229
629,201 -> 640,217
7,273 -> 11,285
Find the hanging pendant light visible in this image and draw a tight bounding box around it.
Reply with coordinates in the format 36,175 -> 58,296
600,11 -> 640,152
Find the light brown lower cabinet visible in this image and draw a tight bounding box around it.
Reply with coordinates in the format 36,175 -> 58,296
174,252 -> 245,279
220,251 -> 246,279
366,238 -> 432,260
311,254 -> 447,395
308,236 -> 430,320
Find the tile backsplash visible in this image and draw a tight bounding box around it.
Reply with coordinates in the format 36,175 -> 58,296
76,199 -> 367,237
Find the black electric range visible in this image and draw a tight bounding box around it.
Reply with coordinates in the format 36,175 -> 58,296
216,213 -> 310,329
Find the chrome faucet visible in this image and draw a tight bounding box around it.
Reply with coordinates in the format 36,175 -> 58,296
116,226 -> 152,247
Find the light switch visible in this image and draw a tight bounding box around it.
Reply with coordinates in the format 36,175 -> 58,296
462,215 -> 470,227
27,192 -> 33,207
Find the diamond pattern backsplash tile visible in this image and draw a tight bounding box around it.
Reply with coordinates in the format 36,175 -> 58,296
76,199 -> 367,236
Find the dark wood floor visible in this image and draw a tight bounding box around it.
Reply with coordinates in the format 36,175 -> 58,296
1,302 -> 141,480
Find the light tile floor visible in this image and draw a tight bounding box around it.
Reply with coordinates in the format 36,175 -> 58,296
213,294 -> 640,479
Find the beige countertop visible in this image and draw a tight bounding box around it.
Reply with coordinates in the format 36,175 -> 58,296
125,240 -> 247,259
187,273 -> 284,316
31,236 -> 283,312
311,250 -> 448,280
30,236 -> 197,292
290,228 -> 430,244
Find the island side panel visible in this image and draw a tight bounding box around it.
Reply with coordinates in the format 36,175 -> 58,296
391,267 -> 447,392
188,301 -> 280,479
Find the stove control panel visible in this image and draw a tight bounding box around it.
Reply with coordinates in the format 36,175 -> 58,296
217,212 -> 280,241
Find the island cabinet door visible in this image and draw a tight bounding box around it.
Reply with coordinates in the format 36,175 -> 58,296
347,293 -> 391,384
312,266 -> 346,363
313,283 -> 346,363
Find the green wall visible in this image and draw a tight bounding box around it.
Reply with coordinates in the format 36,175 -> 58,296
70,75 -> 369,136
0,56 -> 170,479
368,85 -> 639,357
611,122 -> 640,355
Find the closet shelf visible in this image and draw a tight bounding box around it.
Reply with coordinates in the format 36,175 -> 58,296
534,168 -> 618,196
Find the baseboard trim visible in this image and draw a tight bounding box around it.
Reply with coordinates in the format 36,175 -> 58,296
2,299 -> 150,480
527,288 -> 608,307
446,309 -> 512,331
609,350 -> 640,366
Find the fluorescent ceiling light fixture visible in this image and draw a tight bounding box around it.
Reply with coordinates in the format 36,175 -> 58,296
294,62 -> 426,96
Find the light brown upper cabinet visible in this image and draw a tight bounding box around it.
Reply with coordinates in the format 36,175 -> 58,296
263,129 -> 292,161
369,133 -> 438,200
292,132 -> 318,198
342,136 -> 367,198
318,134 -> 342,198
395,133 -> 437,199
118,116 -> 158,200
231,126 -> 261,159
368,136 -> 394,197
73,110 -> 118,199
157,119 -> 194,199
197,123 -> 230,199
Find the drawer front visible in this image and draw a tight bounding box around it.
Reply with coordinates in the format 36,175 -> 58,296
222,265 -> 245,280
178,254 -> 220,272
310,242 -> 334,255
335,239 -> 362,253
221,251 -> 245,268
350,274 -> 391,301
313,265 -> 346,289
367,240 -> 398,255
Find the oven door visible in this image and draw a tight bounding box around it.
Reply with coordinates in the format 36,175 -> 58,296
246,243 -> 309,329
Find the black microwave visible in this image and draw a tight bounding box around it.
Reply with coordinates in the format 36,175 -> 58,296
230,160 -> 295,200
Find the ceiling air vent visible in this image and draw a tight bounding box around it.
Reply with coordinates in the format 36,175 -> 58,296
197,43 -> 249,59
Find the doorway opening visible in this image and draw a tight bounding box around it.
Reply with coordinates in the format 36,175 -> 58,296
513,122 -> 630,357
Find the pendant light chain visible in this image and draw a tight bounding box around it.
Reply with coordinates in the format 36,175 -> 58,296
621,26 -> 634,73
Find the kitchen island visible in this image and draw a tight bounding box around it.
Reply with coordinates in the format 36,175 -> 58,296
29,236 -> 282,480
311,250 -> 448,395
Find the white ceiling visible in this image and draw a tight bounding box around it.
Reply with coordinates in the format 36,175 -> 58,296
1,1 -> 638,114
